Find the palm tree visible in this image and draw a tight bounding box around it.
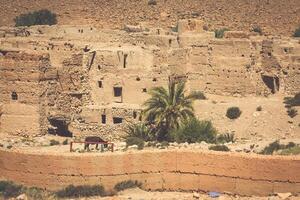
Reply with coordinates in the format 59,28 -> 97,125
142,80 -> 206,140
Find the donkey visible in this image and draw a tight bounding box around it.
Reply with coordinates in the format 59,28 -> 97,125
84,136 -> 108,151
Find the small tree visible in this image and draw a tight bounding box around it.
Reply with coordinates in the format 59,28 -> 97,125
226,107 -> 242,119
214,28 -> 229,38
14,9 -> 57,27
173,118 -> 217,143
143,80 -> 206,141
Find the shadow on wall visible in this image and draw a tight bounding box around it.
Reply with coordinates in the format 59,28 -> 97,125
48,118 -> 72,137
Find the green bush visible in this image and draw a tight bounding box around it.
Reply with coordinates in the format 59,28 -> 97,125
173,118 -> 217,144
293,27 -> 300,37
279,146 -> 300,155
125,123 -> 153,141
55,185 -> 105,198
62,139 -> 68,145
50,139 -> 60,146
287,108 -> 298,118
126,137 -> 145,150
256,106 -> 262,111
14,9 -> 57,27
114,180 -> 142,192
0,181 -> 22,198
260,141 -> 282,155
214,28 -> 229,38
216,133 -> 235,143
25,187 -> 44,200
260,141 -> 296,155
226,107 -> 242,119
209,145 -> 230,152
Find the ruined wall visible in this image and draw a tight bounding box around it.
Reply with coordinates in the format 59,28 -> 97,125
0,51 -> 57,136
0,149 -> 299,196
0,23 -> 300,139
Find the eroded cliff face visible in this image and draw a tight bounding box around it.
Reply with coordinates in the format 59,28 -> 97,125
0,20 -> 299,139
0,0 -> 300,36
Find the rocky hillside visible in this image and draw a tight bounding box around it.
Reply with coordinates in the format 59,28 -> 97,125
0,0 -> 300,36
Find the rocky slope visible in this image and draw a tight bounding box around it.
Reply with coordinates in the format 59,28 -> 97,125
0,0 -> 300,36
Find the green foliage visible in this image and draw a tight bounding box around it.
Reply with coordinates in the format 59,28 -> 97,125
209,145 -> 230,152
143,80 -> 206,141
114,180 -> 142,192
0,181 -> 22,198
55,185 -> 105,198
287,108 -> 298,118
252,26 -> 262,35
216,133 -> 235,144
25,187 -> 44,200
256,106 -> 262,111
125,123 -> 154,141
279,146 -> 300,155
293,27 -> 300,37
260,141 -> 296,155
173,118 -> 217,143
226,107 -> 242,119
214,28 -> 229,38
14,9 -> 57,27
62,139 -> 68,145
126,137 -> 145,150
50,139 -> 60,146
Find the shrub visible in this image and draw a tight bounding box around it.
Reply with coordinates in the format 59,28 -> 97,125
25,187 -> 44,200
0,181 -> 22,198
226,107 -> 242,119
126,137 -> 144,150
214,28 -> 229,38
114,180 -> 142,192
62,139 -> 68,145
256,106 -> 262,111
148,0 -> 157,5
49,139 -> 60,146
14,9 -> 57,27
279,146 -> 300,155
259,141 -> 296,155
125,123 -> 153,141
173,118 -> 217,144
284,92 -> 300,107
293,27 -> 300,37
55,185 -> 105,198
287,108 -> 298,118
260,141 -> 282,155
216,133 -> 235,143
209,145 -> 230,152
252,26 -> 262,35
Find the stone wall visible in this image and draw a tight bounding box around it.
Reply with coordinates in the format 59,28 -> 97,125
0,51 -> 57,136
0,23 -> 300,139
0,149 -> 299,196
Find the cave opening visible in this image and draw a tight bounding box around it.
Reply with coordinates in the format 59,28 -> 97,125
48,118 -> 73,137
261,75 -> 279,94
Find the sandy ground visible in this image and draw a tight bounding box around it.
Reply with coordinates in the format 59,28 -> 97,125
76,188 -> 300,200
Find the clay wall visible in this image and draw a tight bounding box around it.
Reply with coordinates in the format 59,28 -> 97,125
0,149 -> 299,196
0,51 -> 57,136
